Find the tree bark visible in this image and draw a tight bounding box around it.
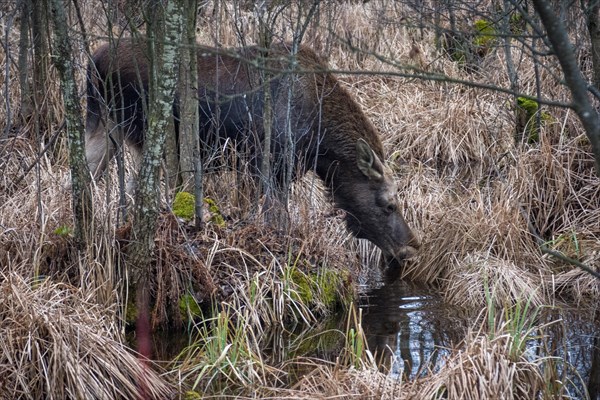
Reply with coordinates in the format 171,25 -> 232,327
257,3 -> 274,202
178,0 -> 199,192
175,0 -> 204,227
590,324 -> 600,399
48,0 -> 93,247
17,0 -> 32,126
31,0 -> 50,137
533,0 -> 600,175
585,0 -> 600,90
129,1 -> 182,281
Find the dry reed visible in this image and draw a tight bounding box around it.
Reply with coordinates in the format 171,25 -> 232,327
0,271 -> 173,399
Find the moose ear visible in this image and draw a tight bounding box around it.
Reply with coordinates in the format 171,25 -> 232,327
356,139 -> 384,181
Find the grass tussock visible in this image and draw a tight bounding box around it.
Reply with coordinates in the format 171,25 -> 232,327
412,332 -> 547,400
0,272 -> 173,399
284,363 -> 405,399
112,178 -> 358,330
444,252 -> 546,309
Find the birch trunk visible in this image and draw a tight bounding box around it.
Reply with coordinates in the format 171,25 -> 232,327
129,1 -> 182,278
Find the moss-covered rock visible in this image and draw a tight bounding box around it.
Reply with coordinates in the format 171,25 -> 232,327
172,192 -> 226,227
173,191 -> 195,221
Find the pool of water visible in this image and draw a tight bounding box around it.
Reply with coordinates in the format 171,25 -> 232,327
358,277 -> 600,398
131,272 -> 599,398
359,279 -> 467,378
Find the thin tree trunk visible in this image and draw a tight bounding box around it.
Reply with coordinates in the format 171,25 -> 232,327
48,0 -> 93,247
533,0 -> 600,175
31,0 -> 50,138
256,2 -> 279,225
258,21 -> 273,202
3,7 -> 15,140
178,0 -> 199,192
129,1 -> 182,293
283,1 -> 319,205
17,0 -> 32,126
585,0 -> 600,89
164,106 -> 178,194
590,319 -> 600,400
176,0 -> 204,226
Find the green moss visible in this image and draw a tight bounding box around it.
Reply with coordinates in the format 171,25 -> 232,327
289,266 -> 352,312
179,293 -> 202,322
517,97 -> 539,115
184,391 -> 203,400
53,225 -> 73,237
203,197 -> 226,227
125,296 -> 138,325
172,192 -> 226,226
516,97 -> 552,144
318,269 -> 350,307
173,191 -> 195,221
473,19 -> 496,48
291,268 -> 314,305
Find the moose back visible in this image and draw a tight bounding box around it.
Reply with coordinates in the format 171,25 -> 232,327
85,38 -> 420,261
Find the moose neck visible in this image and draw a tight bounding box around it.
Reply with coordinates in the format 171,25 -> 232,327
309,83 -> 386,202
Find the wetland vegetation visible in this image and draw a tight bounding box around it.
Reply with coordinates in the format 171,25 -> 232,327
1,1 -> 599,398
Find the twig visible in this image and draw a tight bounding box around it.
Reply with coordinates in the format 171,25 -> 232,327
520,206 -> 600,280
540,246 -> 600,279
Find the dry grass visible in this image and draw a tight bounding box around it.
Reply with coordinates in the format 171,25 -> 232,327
444,252 -> 546,309
283,363 -> 406,399
0,271 -> 173,399
410,331 -> 548,400
1,0 -> 599,398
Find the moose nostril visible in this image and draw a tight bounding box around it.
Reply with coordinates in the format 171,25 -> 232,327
386,203 -> 397,214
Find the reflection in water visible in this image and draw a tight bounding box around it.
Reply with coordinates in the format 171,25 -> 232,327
359,277 -> 600,398
539,306 -> 600,398
127,328 -> 195,363
359,280 -> 466,378
130,274 -> 599,398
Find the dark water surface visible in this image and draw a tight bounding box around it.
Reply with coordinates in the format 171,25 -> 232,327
358,278 -> 600,398
359,279 -> 467,378
133,277 -> 599,398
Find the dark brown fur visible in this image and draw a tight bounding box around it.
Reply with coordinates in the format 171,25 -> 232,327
85,38 -> 420,260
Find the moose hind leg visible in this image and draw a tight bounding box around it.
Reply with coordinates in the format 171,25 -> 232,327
85,120 -> 120,180
124,138 -> 143,195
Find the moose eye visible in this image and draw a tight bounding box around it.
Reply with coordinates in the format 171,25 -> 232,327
385,202 -> 397,214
